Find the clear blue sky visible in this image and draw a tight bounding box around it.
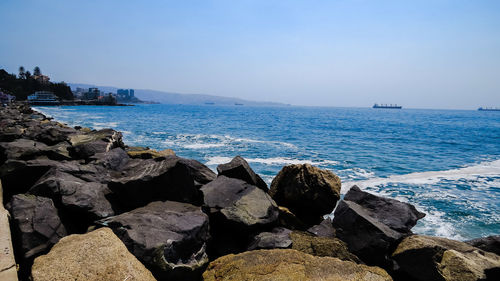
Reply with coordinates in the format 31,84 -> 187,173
1,0 -> 499,109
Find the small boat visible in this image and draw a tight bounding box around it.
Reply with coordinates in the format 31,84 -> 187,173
204,102 -> 215,105
27,91 -> 60,105
478,107 -> 500,111
234,103 -> 244,106
373,103 -> 402,109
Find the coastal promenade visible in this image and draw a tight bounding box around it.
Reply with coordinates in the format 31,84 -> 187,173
0,102 -> 499,280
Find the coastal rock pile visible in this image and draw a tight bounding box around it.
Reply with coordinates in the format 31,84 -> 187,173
1,103 -> 499,281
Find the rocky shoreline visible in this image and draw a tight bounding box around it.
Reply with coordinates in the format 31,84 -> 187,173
0,102 -> 499,281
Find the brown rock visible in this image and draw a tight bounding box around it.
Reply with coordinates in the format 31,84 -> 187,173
202,249 -> 392,281
126,146 -> 175,159
392,235 -> 500,281
269,164 -> 341,225
31,228 -> 156,281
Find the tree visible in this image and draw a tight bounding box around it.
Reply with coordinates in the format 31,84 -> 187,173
18,66 -> 25,79
33,66 -> 41,76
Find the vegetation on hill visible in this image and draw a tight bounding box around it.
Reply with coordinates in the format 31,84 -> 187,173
0,67 -> 73,100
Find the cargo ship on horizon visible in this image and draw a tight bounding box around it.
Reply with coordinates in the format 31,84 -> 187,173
373,103 -> 402,109
478,107 -> 500,111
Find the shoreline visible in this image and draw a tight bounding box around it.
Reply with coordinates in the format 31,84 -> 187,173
1,102 -> 499,280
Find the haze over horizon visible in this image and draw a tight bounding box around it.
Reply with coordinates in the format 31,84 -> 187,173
1,0 -> 499,109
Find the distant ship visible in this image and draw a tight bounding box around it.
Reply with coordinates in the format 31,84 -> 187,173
373,103 -> 402,109
27,91 -> 59,105
234,103 -> 244,106
478,107 -> 500,111
204,102 -> 215,105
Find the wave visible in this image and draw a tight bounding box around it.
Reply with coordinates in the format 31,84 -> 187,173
163,133 -> 297,150
205,156 -> 338,166
343,159 -> 500,192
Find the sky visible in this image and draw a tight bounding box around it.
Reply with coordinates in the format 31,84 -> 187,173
1,0 -> 500,109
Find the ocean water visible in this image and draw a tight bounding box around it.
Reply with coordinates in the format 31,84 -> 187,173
34,104 -> 500,240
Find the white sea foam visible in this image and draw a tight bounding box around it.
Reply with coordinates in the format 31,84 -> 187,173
184,143 -> 227,149
163,133 -> 298,150
92,122 -> 119,129
205,156 -> 338,166
343,159 -> 500,193
412,209 -> 465,241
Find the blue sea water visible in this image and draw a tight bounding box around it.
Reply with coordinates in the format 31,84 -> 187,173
34,104 -> 500,240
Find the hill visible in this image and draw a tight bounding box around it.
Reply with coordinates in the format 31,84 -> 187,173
68,83 -> 288,106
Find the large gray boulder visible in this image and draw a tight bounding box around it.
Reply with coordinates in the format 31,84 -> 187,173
96,201 -> 209,280
108,156 -> 202,210
7,194 -> 67,260
333,186 -> 425,265
201,176 -> 279,256
216,156 -> 267,191
89,147 -> 130,171
178,157 -> 216,186
68,129 -> 124,159
344,185 -> 425,233
392,235 -> 500,281
269,164 -> 341,225
0,138 -> 71,164
29,169 -> 114,222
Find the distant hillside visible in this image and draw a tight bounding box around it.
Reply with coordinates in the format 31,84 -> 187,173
68,83 -> 288,107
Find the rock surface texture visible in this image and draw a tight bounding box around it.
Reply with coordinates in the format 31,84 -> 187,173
7,194 -> 67,260
31,228 -> 156,281
108,156 -> 202,210
269,164 -> 341,225
96,201 -> 210,280
201,176 -> 279,256
392,235 -> 500,281
333,185 -> 425,265
202,249 -> 393,281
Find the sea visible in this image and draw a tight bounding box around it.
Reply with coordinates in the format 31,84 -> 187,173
33,104 -> 500,241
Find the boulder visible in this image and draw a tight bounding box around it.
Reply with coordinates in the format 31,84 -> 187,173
31,228 -> 156,281
34,125 -> 76,145
392,235 -> 500,281
248,228 -> 360,263
90,147 -> 130,171
217,156 -> 267,191
126,146 -> 175,159
307,218 -> 336,238
0,138 -> 71,164
0,159 -> 111,201
178,157 -> 216,186
29,169 -> 114,224
466,235 -> 500,256
332,186 -> 425,265
68,128 -> 124,159
201,176 -> 279,256
96,201 -> 210,280
202,176 -> 278,228
344,185 -> 425,233
7,194 -> 67,260
269,164 -> 341,225
202,249 -> 392,281
108,157 -> 202,210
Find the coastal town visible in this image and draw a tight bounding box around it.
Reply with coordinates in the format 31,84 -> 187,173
0,66 -> 143,106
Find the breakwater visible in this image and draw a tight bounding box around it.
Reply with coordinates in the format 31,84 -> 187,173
1,103 -> 499,280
